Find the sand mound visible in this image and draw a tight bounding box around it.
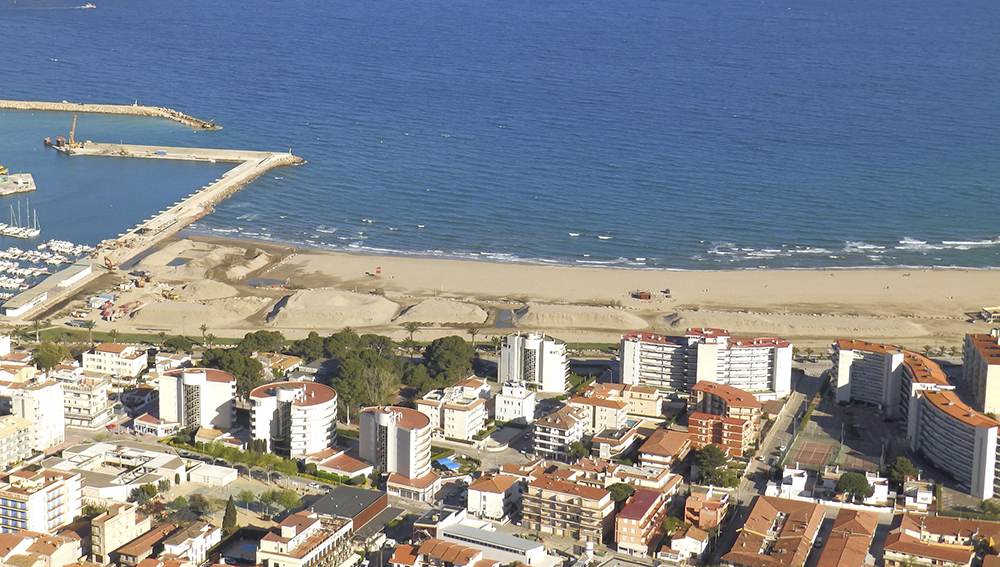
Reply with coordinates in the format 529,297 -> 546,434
513,304 -> 648,330
394,299 -> 488,325
131,297 -> 269,329
659,310 -> 927,338
178,279 -> 239,301
139,240 -> 272,282
271,289 -> 399,329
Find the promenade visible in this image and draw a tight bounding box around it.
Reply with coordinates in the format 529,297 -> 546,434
0,99 -> 221,129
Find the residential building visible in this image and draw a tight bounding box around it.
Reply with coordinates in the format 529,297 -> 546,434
0,415 -> 31,468
0,469 -> 83,534
499,333 -> 568,393
466,473 -> 521,522
256,511 -> 354,567
493,381 -> 536,424
587,383 -> 664,416
621,330 -> 793,400
44,442 -> 197,500
161,521 -> 221,565
685,487 -> 729,530
390,538 -> 498,567
815,509 -> 878,567
359,406 -> 439,502
250,381 -> 338,458
568,457 -> 683,495
567,389 -> 629,434
158,368 -> 236,431
591,421 -> 643,459
765,465 -> 811,499
721,496 -> 824,567
522,475 -> 614,544
832,340 -> 905,412
964,331 -> 1000,415
883,514 -> 1000,567
658,526 -> 709,566
82,344 -> 147,381
132,414 -> 181,438
615,489 -> 669,557
92,502 -> 151,565
639,428 -> 692,470
688,412 -> 755,457
532,405 -> 586,462
11,379 -> 65,452
416,378 -> 489,440
305,448 -> 374,480
50,367 -> 114,429
439,524 -> 546,566
899,476 -> 936,513
0,529 -> 83,567
311,486 -> 389,534
114,524 -> 177,567
690,381 -> 762,434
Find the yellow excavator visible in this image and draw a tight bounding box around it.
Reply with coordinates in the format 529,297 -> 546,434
0,166 -> 8,176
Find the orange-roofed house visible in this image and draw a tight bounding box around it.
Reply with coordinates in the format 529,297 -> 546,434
639,428 -> 692,470
816,509 -> 878,567
684,487 -> 729,530
882,513 -> 1000,567
721,496 -> 824,567
82,343 -> 148,383
467,473 -> 521,522
615,489 -> 669,557
532,405 -> 587,462
522,475 -> 614,544
256,511 -> 353,567
690,381 -> 762,434
567,389 -> 629,434
391,538 -> 499,567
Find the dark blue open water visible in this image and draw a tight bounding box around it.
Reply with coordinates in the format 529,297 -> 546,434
0,0 -> 998,269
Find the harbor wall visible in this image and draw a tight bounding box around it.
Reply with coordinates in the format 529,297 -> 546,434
0,99 -> 221,130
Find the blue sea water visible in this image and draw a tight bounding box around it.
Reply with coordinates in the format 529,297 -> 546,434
0,0 -> 998,270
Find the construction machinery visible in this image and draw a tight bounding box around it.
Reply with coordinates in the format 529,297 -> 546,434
0,166 -> 7,175
68,115 -> 81,148
103,257 -> 117,271
162,289 -> 179,301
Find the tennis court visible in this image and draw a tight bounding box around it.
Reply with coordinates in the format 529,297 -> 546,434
789,441 -> 834,467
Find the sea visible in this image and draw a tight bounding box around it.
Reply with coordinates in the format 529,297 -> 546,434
0,0 -> 998,271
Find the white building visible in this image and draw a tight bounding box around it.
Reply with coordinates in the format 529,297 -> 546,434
360,406 -> 439,502
11,379 -> 65,452
49,365 -> 115,429
82,343 -> 148,380
467,473 -> 521,522
159,368 -> 237,431
620,329 -> 793,399
658,526 -> 709,566
250,381 -> 338,459
0,469 -> 82,534
964,331 -> 1000,415
532,405 -> 587,462
416,378 -> 489,440
500,333 -> 568,393
567,389 -> 629,435
832,340 -> 905,412
162,521 -> 222,564
765,466 -> 811,499
257,511 -> 354,567
494,380 -> 536,424
0,415 -> 32,468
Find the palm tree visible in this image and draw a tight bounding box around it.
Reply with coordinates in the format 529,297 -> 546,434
491,335 -> 502,354
467,327 -> 480,348
951,346 -> 960,357
32,320 -> 41,343
84,320 -> 96,347
108,329 -> 121,344
922,345 -> 933,357
205,333 -> 217,348
199,324 -> 208,345
157,331 -> 167,348
403,322 -> 420,342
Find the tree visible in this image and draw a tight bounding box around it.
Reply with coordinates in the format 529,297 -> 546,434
189,493 -> 215,516
608,482 -> 635,503
200,348 -> 265,398
223,496 -> 238,533
884,457 -> 920,486
363,366 -> 401,407
205,333 -> 217,348
82,504 -> 108,518
171,496 -> 188,510
165,335 -> 194,351
157,478 -> 171,494
922,345 -> 933,357
662,516 -> 689,534
33,341 -> 70,371
491,335 -> 502,354
837,472 -> 874,502
290,331 -> 325,362
128,484 -> 156,506
237,330 -> 286,355
466,327 -> 480,348
85,320 -> 97,346
157,331 -> 168,348
424,336 -> 475,380
238,489 -> 255,511
278,488 -> 302,512
259,489 -> 277,517
693,445 -> 727,472
200,324 -> 209,345
108,329 -> 121,344
568,441 -> 590,460
403,322 -> 421,344
33,320 -> 41,343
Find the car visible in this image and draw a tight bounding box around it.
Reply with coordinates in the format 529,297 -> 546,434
776,445 -> 786,451
106,424 -> 117,430
756,456 -> 764,461
309,482 -> 320,489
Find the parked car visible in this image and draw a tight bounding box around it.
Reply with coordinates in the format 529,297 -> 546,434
309,482 -> 320,489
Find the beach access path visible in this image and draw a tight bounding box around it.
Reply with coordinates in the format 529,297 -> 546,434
0,99 -> 221,129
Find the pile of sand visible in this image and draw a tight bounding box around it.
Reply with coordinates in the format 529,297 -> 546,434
178,279 -> 239,301
224,248 -> 272,280
271,289 -> 399,329
139,240 -> 272,282
131,297 -> 270,329
394,299 -> 488,325
660,310 -> 927,338
512,304 -> 648,330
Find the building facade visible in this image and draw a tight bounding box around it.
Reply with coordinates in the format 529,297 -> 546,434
684,487 -> 729,530
466,473 -> 521,522
11,379 -> 66,452
92,503 -> 152,564
832,340 -> 905,412
0,415 -> 32,469
158,368 -> 237,431
0,469 -> 82,534
615,489 -> 669,557
416,378 -> 489,440
688,412 -> 755,457
51,367 -> 115,429
257,511 -> 354,567
250,381 -> 338,458
721,496 -> 824,567
493,381 -> 536,424
360,406 -> 439,501
532,405 -> 586,462
567,389 -> 629,435
522,475 -> 614,544
963,331 -> 1000,415
499,333 -> 568,393
82,343 -> 148,379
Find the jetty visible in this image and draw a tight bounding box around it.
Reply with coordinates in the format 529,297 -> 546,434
0,173 -> 35,196
0,141 -> 304,320
0,99 -> 221,130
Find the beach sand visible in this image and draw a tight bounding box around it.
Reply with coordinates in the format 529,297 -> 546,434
68,235 -> 1000,350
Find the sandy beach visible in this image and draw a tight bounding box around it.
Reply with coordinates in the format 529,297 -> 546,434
60,235 -> 1000,351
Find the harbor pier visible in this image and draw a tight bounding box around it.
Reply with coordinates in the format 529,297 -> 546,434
0,99 -> 221,130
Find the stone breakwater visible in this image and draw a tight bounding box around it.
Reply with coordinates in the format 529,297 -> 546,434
0,99 -> 222,130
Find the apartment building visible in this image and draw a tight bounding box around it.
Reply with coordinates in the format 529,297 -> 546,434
0,530 -> 83,567
0,469 -> 82,534
499,333 -> 568,393
639,428 -> 692,470
816,509 -> 878,567
11,379 -> 65,452
721,496 -> 824,567
82,343 -> 148,380
0,415 -> 31,469
159,368 -> 236,431
416,378 -> 489,440
832,340 -> 905,412
162,521 -> 222,565
114,523 -> 177,567
688,412 -> 755,457
532,405 -> 586,462
685,487 -> 729,530
963,331 -> 1000,414
690,381 -> 762,431
466,473 -> 521,523
883,514 -> 1000,567
250,381 -> 338,458
621,329 -> 792,400
567,389 -> 628,434
522,475 -> 614,544
50,366 -> 114,429
390,538 -> 499,567
360,406 -> 439,502
493,380 -> 536,424
615,489 -> 669,557
658,526 -> 709,566
591,383 -> 664,416
92,502 -> 152,564
257,511 -> 354,567
568,456 -> 683,495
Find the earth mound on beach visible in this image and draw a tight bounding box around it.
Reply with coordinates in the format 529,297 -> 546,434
177,279 -> 239,301
394,299 -> 488,325
271,289 -> 399,329
513,304 -> 648,330
660,310 -> 927,338
138,240 -> 272,282
131,297 -> 270,329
